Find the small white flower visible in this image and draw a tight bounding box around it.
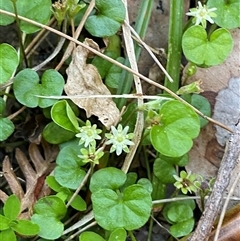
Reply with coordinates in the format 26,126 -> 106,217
186,1 -> 217,28
76,120 -> 102,147
105,124 -> 134,156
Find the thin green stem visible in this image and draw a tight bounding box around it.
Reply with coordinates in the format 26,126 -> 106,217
164,0 -> 184,92
116,0 -> 154,109
11,0 -> 28,67
147,212 -> 154,241
128,230 -> 137,241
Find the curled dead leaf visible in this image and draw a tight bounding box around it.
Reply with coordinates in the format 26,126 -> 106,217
64,38 -> 120,129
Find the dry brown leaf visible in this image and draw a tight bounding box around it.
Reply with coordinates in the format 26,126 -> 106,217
0,139 -> 58,218
64,38 -> 120,129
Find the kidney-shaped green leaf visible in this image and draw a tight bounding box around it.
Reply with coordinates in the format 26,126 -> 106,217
85,0 -> 125,37
167,204 -> 193,223
0,43 -> 19,84
55,145 -> 86,189
33,196 -> 67,219
92,184 -> 152,231
14,69 -> 64,108
0,1 -> 15,26
0,118 -> 14,141
170,218 -> 194,238
150,100 -> 200,157
0,0 -> 51,33
182,25 -> 233,67
207,0 -> 240,29
90,167 -> 126,193
31,214 -> 63,240
18,0 -> 52,33
153,158 -> 177,184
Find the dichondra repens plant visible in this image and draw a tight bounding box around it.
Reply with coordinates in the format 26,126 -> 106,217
0,0 -> 239,240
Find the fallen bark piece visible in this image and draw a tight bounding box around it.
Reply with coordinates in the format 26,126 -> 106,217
64,38 -> 120,129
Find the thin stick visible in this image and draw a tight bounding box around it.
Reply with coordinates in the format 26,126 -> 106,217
120,0 -> 144,174
213,166 -> 240,241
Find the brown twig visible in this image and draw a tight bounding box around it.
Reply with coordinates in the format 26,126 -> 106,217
187,122 -> 240,241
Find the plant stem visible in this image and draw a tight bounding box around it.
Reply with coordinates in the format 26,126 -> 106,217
116,0 -> 154,109
11,0 -> 28,67
128,230 -> 137,241
164,0 -> 184,92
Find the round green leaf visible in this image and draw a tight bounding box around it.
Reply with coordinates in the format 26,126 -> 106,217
0,215 -> 10,230
31,214 -> 63,240
167,204 -> 193,223
0,118 -> 14,141
17,0 -> 52,33
150,100 -> 200,157
3,195 -> 20,221
137,178 -> 153,194
33,196 -> 67,219
0,43 -> 19,84
109,228 -> 127,241
51,100 -> 79,132
153,158 -> 177,184
207,0 -> 240,29
55,146 -> 86,189
80,231 -> 105,241
85,0 -> 125,37
190,94 -> 211,127
170,218 -> 194,238
43,121 -> 75,144
11,220 -> 39,236
0,229 -> 16,241
92,184 -> 152,230
14,69 -> 64,108
0,1 -> 15,25
90,167 -> 126,193
182,26 -> 233,67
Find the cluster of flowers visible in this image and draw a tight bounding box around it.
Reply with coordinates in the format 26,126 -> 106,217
76,120 -> 134,164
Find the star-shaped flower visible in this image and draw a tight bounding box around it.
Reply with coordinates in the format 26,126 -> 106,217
186,1 -> 217,29
76,120 -> 102,147
105,124 -> 134,156
173,171 -> 199,194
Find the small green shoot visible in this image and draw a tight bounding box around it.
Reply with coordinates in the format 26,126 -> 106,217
0,195 -> 39,241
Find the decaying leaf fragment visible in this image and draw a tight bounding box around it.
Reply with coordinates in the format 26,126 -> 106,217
65,38 -> 120,129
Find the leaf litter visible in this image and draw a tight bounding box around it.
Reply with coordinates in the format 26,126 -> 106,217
0,139 -> 58,218
64,38 -> 120,129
